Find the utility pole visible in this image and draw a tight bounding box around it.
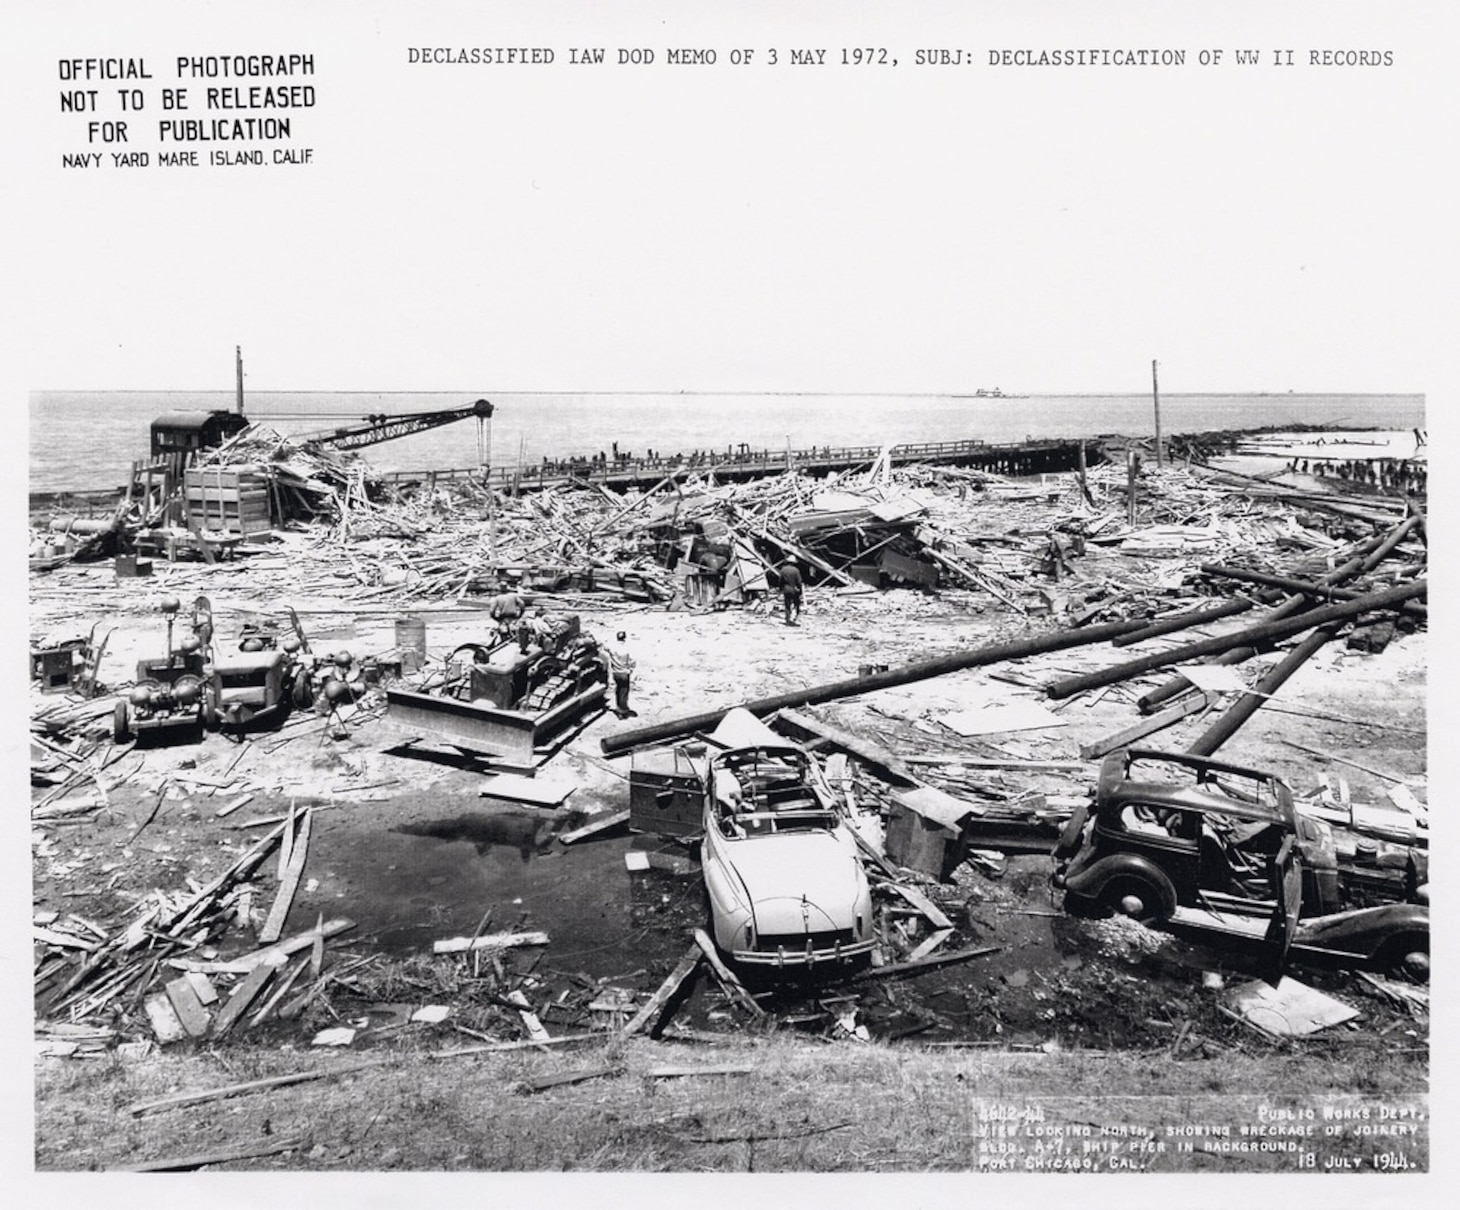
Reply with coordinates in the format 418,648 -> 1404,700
235,346 -> 245,415
1152,358 -> 1163,466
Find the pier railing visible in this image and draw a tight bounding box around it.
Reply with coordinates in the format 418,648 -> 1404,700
376,435 -> 1079,492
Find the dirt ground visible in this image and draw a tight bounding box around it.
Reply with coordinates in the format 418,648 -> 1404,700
28,530 -> 1429,1171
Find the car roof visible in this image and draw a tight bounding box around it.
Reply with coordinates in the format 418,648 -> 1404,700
1102,780 -> 1294,826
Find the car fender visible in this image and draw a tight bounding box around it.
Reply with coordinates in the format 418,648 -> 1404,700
1295,901 -> 1429,959
1063,853 -> 1179,918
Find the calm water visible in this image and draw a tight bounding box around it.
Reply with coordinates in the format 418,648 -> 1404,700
28,390 -> 1424,493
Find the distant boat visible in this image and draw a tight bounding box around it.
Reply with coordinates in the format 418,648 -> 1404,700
972,388 -> 1027,399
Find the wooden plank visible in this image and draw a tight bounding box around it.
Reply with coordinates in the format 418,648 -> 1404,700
622,947 -> 701,1038
904,927 -> 955,964
432,929 -> 549,955
647,1063 -> 754,1080
515,1063 -> 622,1095
692,929 -> 765,1018
1078,693 -> 1211,760
852,943 -> 1001,983
507,990 -> 551,1043
120,1135 -> 310,1172
185,971 -> 219,1005
214,793 -> 254,819
258,806 -> 312,944
774,708 -> 916,784
557,809 -> 631,845
168,917 -> 356,974
143,993 -> 187,1044
210,961 -> 279,1037
889,883 -> 954,930
164,975 -> 212,1038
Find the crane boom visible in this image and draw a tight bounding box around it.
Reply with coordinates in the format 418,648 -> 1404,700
299,398 -> 494,451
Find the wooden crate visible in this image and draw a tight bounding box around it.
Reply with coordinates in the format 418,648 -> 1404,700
183,468 -> 274,537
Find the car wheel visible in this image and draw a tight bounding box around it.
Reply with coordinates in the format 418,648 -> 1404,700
113,701 -> 131,744
1377,934 -> 1429,983
1099,875 -> 1166,923
291,672 -> 314,710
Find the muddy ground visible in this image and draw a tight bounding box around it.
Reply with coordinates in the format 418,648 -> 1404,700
31,541 -> 1428,1064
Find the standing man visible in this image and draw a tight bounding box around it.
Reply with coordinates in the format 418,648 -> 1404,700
777,557 -> 804,625
604,630 -> 638,718
488,586 -> 525,641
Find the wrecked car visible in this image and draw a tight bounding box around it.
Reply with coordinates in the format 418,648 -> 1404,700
698,709 -> 875,968
1052,748 -> 1428,979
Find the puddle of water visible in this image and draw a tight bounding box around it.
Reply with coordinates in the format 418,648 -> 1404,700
286,806 -> 702,980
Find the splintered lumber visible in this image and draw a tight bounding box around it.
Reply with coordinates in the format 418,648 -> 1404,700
1186,626 -> 1338,758
755,526 -> 856,586
210,961 -> 281,1037
888,882 -> 953,930
1044,581 -> 1425,700
852,943 -> 1001,982
1137,519 -> 1423,712
432,930 -> 549,955
258,806 -> 312,944
904,927 -> 955,963
119,1134 -> 311,1172
557,809 -> 630,845
693,929 -> 766,1018
1109,597 -> 1257,646
169,917 -> 356,974
1080,693 -> 1212,760
602,614 -> 1154,756
775,708 -> 917,784
622,946 -> 701,1038
508,989 -> 552,1042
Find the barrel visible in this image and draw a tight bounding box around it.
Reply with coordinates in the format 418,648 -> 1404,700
395,616 -> 427,672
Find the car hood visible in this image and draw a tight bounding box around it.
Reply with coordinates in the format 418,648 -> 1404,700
722,830 -> 865,926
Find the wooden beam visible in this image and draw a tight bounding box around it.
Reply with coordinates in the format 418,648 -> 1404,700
557,809 -> 631,845
258,807 -> 312,944
692,929 -> 765,1018
1079,693 -> 1212,760
622,947 -> 701,1038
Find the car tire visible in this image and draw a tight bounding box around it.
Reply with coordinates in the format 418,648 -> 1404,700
1098,874 -> 1167,923
113,701 -> 131,744
291,672 -> 314,711
1377,934 -> 1429,983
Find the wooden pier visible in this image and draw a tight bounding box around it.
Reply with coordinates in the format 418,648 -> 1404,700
381,435 -> 1098,495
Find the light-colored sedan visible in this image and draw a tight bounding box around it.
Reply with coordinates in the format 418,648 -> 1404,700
699,710 -> 874,968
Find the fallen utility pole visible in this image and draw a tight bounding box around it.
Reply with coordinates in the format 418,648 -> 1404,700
1186,626 -> 1338,757
601,614 -> 1153,756
1045,580 -> 1425,701
1134,517 -> 1421,713
1201,564 -> 1426,618
1110,597 -> 1257,647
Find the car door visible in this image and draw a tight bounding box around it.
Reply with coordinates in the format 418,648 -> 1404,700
1259,836 -> 1303,984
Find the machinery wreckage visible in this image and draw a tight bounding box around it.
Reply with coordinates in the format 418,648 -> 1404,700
29,410 -> 1429,1051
